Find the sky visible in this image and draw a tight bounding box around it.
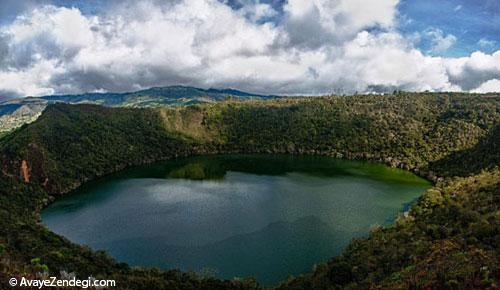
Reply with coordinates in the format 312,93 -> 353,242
0,0 -> 499,98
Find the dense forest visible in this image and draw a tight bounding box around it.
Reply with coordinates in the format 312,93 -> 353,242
0,86 -> 276,133
0,92 -> 498,289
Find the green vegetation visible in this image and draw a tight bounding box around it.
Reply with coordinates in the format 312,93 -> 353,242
428,123 -> 500,177
165,93 -> 498,176
0,86 -> 275,133
277,169 -> 499,289
0,104 -> 195,194
0,92 -> 498,289
41,86 -> 275,107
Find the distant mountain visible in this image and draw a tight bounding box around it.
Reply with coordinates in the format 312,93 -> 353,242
0,86 -> 276,132
0,98 -> 49,133
39,86 -> 275,107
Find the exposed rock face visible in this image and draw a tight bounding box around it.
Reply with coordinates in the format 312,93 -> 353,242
20,160 -> 30,183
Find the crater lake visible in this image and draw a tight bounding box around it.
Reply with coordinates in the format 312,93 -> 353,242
42,155 -> 431,285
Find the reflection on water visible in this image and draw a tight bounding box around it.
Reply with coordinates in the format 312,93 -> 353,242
42,155 -> 430,285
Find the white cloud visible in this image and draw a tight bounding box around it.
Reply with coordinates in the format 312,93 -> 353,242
425,28 -> 457,53
282,0 -> 399,48
235,1 -> 278,23
0,0 -> 499,97
0,59 -> 61,96
478,38 -> 496,48
337,0 -> 398,29
472,79 -> 500,93
339,32 -> 455,92
444,51 -> 500,90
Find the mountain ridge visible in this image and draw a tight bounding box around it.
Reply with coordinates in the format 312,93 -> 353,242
0,93 -> 498,289
0,85 -> 277,132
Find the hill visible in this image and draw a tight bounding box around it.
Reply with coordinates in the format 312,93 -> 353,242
427,123 -> 500,177
0,92 -> 498,289
0,98 -> 48,133
40,86 -> 275,106
0,86 -> 276,132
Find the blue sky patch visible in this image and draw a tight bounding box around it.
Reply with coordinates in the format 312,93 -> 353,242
397,0 -> 500,56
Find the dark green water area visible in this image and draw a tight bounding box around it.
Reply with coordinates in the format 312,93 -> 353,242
42,155 -> 431,285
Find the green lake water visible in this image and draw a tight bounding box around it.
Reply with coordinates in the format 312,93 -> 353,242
42,155 -> 431,285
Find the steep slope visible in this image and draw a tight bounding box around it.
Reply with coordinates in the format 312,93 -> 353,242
0,86 -> 276,132
0,93 -> 498,289
0,98 -> 48,132
0,104 -> 199,194
0,104 -> 256,290
277,169 -> 499,290
2,93 -> 497,193
171,93 -> 498,176
427,123 -> 500,176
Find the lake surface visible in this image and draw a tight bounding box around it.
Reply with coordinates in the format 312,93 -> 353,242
42,155 -> 430,285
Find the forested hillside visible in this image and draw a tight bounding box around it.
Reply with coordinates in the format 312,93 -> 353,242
427,123 -> 500,177
0,104 -> 195,194
0,86 -> 275,133
162,93 -> 498,176
278,169 -> 499,289
0,93 -> 498,289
